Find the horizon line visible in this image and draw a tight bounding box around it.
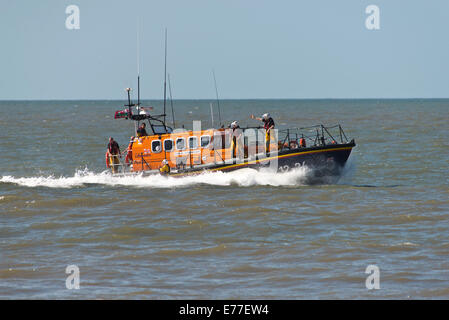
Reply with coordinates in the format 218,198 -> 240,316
1,97 -> 449,102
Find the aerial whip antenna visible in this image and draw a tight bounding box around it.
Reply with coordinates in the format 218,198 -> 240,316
163,28 -> 168,130
168,73 -> 176,128
212,69 -> 222,127
209,102 -> 214,128
137,19 -> 141,120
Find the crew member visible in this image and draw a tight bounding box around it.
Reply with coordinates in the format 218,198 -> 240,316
159,159 -> 170,175
137,123 -> 148,137
251,113 -> 275,154
230,120 -> 241,159
107,137 -> 121,174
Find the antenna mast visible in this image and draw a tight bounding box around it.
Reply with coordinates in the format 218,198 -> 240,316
168,73 -> 176,128
136,19 -> 141,130
163,28 -> 168,129
212,69 -> 222,127
209,102 -> 214,128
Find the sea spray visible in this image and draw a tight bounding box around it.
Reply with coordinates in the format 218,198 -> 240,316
0,167 -> 313,189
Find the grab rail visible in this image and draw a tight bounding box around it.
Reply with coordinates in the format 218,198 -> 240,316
277,124 -> 351,151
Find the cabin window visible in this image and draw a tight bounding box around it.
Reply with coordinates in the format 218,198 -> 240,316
188,136 -> 198,149
151,140 -> 162,153
176,138 -> 186,150
164,139 -> 173,152
200,135 -> 211,148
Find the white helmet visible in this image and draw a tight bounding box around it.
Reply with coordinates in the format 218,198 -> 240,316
162,159 -> 169,165
262,113 -> 270,120
231,120 -> 239,129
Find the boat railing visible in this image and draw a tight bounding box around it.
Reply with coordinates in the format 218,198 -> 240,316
277,124 -> 351,151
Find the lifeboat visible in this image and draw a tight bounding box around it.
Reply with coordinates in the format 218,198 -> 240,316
108,91 -> 355,178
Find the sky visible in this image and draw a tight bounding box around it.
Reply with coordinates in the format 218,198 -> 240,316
1,0 -> 449,100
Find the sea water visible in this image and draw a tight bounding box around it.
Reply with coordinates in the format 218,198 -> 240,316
0,99 -> 448,299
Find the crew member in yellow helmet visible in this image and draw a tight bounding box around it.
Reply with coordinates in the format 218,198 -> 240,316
159,159 -> 170,175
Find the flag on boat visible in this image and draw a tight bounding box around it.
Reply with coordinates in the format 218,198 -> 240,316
114,109 -> 129,119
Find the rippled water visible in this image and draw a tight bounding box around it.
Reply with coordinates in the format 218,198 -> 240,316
1,99 -> 448,299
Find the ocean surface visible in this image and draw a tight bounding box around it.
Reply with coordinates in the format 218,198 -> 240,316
1,99 -> 448,299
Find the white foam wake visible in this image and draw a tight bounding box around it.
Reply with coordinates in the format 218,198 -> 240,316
0,167 -> 312,189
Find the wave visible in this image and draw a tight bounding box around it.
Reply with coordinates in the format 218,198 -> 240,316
0,167 -> 313,189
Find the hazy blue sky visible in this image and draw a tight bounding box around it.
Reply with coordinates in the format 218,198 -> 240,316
1,0 -> 449,99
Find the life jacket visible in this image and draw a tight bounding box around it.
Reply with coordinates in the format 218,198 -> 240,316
299,138 -> 306,148
230,135 -> 237,156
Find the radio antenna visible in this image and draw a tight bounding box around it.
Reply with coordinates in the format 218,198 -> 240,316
168,73 -> 175,128
209,102 -> 214,128
163,28 -> 168,129
212,69 -> 221,127
136,19 -> 141,126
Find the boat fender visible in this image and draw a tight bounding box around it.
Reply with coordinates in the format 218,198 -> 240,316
105,151 -> 110,168
125,141 -> 133,165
